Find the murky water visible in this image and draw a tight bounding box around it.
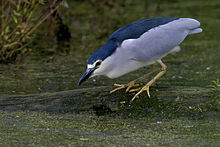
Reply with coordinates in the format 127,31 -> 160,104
0,112 -> 219,146
0,0 -> 220,146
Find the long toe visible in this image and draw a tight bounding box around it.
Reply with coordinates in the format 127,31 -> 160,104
130,84 -> 151,102
110,86 -> 125,94
125,82 -> 140,93
110,81 -> 140,94
129,87 -> 142,93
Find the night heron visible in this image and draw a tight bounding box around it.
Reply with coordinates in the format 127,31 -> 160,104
78,17 -> 202,102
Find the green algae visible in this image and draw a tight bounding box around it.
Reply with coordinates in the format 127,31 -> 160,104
0,112 -> 219,146
0,0 -> 220,146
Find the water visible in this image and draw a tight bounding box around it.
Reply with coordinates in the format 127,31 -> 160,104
0,0 -> 220,146
0,112 -> 219,146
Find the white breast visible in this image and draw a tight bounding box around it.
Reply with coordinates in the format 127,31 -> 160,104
94,46 -> 156,79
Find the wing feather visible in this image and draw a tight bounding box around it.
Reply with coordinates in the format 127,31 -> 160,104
120,18 -> 201,61
109,17 -> 178,44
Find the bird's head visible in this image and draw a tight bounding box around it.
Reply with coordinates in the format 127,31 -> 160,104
78,39 -> 118,86
78,59 -> 103,86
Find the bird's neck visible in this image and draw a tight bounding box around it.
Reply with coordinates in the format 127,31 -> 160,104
99,39 -> 118,59
87,39 -> 118,64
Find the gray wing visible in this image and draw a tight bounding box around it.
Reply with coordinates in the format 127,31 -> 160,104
120,18 -> 201,61
109,17 -> 178,44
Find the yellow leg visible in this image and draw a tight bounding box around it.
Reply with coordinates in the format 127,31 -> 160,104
110,65 -> 157,94
130,59 -> 167,102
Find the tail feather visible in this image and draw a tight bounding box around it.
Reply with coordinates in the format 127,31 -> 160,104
179,18 -> 202,35
189,28 -> 203,35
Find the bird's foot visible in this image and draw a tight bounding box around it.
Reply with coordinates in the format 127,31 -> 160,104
130,83 -> 151,103
129,83 -> 155,93
110,81 -> 142,94
130,60 -> 167,102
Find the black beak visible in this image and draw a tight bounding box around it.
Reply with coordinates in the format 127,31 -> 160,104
78,67 -> 95,86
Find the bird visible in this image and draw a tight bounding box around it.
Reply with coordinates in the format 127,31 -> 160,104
78,17 -> 202,102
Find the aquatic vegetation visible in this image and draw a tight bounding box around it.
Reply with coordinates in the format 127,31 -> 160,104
199,79 -> 220,112
0,0 -> 64,63
0,0 -> 219,146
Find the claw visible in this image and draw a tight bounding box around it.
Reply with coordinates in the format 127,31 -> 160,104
146,85 -> 151,98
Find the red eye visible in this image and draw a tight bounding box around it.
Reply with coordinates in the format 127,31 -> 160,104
95,61 -> 102,67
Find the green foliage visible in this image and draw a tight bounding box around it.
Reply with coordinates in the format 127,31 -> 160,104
0,0 -> 63,64
200,79 -> 220,112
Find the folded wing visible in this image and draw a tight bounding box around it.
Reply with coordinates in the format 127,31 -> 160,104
120,18 -> 202,61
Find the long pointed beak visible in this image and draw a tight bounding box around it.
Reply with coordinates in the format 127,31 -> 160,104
78,67 -> 95,86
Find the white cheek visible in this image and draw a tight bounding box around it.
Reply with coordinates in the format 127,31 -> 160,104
87,64 -> 95,68
93,66 -> 102,76
93,57 -> 113,76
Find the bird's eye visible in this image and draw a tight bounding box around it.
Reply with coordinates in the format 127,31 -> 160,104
95,61 -> 102,67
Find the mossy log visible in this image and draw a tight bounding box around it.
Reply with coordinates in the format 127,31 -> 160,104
0,86 -> 208,113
